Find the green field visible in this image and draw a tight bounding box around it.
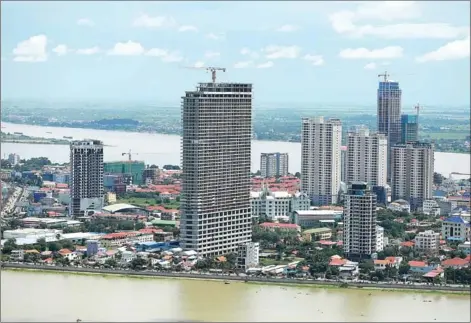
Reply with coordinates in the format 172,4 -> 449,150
424,131 -> 469,140
116,197 -> 179,209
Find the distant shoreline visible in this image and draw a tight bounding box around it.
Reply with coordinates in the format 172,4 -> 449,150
1,139 -> 70,145
2,121 -> 470,155
3,264 -> 470,295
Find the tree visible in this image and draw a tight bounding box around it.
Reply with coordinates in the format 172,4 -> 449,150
104,258 -> 118,268
2,238 -> 18,254
398,263 -> 410,276
47,242 -> 62,252
294,172 -> 301,178
359,260 -> 374,274
135,222 -> 146,230
433,172 -> 445,185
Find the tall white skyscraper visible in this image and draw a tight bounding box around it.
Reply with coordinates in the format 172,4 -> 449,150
301,117 -> 342,205
343,182 -> 377,260
180,81 -> 253,257
260,152 -> 289,178
69,140 -> 104,217
346,127 -> 388,187
391,142 -> 434,211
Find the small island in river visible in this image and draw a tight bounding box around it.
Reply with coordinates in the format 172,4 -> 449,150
1,132 -> 72,145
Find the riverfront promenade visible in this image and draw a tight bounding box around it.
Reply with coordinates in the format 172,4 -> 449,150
3,263 -> 470,293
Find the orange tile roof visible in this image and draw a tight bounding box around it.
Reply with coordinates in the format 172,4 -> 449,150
374,259 -> 390,265
408,260 -> 427,267
401,241 -> 415,247
58,248 -> 72,255
442,257 -> 470,266
329,258 -> 347,266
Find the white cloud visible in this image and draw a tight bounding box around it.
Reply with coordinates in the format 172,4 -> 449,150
339,46 -> 404,59
179,25 -> 198,32
364,62 -> 377,70
304,54 -> 324,66
193,61 -> 205,68
256,61 -> 274,69
76,47 -> 100,55
133,14 -> 177,28
52,44 -> 69,56
146,48 -> 183,62
204,51 -> 220,59
240,47 -> 259,59
77,18 -> 95,27
161,51 -> 183,63
276,24 -> 300,32
416,36 -> 470,62
263,45 -> 301,59
108,41 -> 145,56
12,34 -> 48,62
234,61 -> 253,69
329,1 -> 469,39
206,32 -> 225,41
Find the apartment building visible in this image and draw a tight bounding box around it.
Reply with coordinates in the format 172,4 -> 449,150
180,82 -> 253,257
69,140 -> 104,217
343,182 -> 377,260
260,153 -> 289,178
391,142 -> 434,211
346,127 -> 388,187
250,188 -> 310,220
237,242 -> 260,269
376,225 -> 385,252
401,114 -> 419,143
414,230 -> 440,254
301,117 -> 342,205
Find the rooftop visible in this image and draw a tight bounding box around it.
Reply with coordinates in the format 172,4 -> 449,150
102,203 -> 143,213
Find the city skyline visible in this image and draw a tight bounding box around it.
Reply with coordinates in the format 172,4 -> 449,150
1,1 -> 470,105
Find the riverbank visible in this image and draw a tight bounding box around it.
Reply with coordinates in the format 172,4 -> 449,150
3,264 -> 470,295
1,139 -> 70,145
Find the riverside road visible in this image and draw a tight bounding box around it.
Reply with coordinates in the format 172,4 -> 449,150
2,263 -> 469,293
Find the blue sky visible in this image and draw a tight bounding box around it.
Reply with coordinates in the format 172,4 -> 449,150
1,1 -> 470,106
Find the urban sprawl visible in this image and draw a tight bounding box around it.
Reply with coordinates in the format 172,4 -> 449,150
1,73 -> 470,288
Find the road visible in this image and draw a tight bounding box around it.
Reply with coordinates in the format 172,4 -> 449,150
3,263 -> 470,293
0,186 -> 23,217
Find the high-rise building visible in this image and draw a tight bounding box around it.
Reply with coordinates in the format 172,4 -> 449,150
301,117 -> 342,205
69,140 -> 104,217
104,161 -> 146,185
8,153 -> 20,165
346,127 -> 388,187
260,152 -> 289,178
343,182 -> 377,260
401,114 -> 419,143
180,82 -> 253,257
377,75 -> 402,180
340,146 -> 348,183
391,142 -> 434,211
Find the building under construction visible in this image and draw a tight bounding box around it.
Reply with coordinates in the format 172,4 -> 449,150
103,161 -> 146,185
180,79 -> 253,257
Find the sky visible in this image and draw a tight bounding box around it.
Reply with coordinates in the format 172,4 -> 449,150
1,1 -> 470,107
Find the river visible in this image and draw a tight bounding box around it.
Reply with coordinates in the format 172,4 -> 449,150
1,271 -> 470,322
1,122 -> 470,176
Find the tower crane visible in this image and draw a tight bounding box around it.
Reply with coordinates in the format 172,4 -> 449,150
377,71 -> 390,82
414,103 -> 423,121
121,149 -> 137,161
185,66 -> 226,83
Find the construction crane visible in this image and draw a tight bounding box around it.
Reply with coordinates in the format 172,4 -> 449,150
378,71 -> 390,82
185,66 -> 226,83
121,149 -> 137,161
414,103 -> 423,122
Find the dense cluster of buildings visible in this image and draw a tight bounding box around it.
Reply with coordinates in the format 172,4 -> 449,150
3,72 -> 470,272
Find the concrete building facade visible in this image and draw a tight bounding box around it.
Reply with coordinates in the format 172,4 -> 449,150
69,140 -> 104,217
260,153 -> 289,178
391,142 -> 434,211
343,182 -> 377,260
401,114 -> 419,143
301,117 -> 342,205
237,242 -> 260,269
346,127 -> 388,187
250,188 -> 310,220
180,82 -> 253,257
415,230 -> 440,254
377,77 -> 402,180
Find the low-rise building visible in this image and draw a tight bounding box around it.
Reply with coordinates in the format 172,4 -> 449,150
259,222 -> 300,232
293,209 -> 343,228
457,241 -> 471,255
302,228 -> 332,242
422,200 -> 441,216
388,199 -> 410,213
441,257 -> 470,269
441,216 -> 470,243
250,188 -> 310,220
2,228 -> 60,241
407,260 -> 439,274
414,230 -> 440,254
11,249 -> 25,261
99,232 -> 154,248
